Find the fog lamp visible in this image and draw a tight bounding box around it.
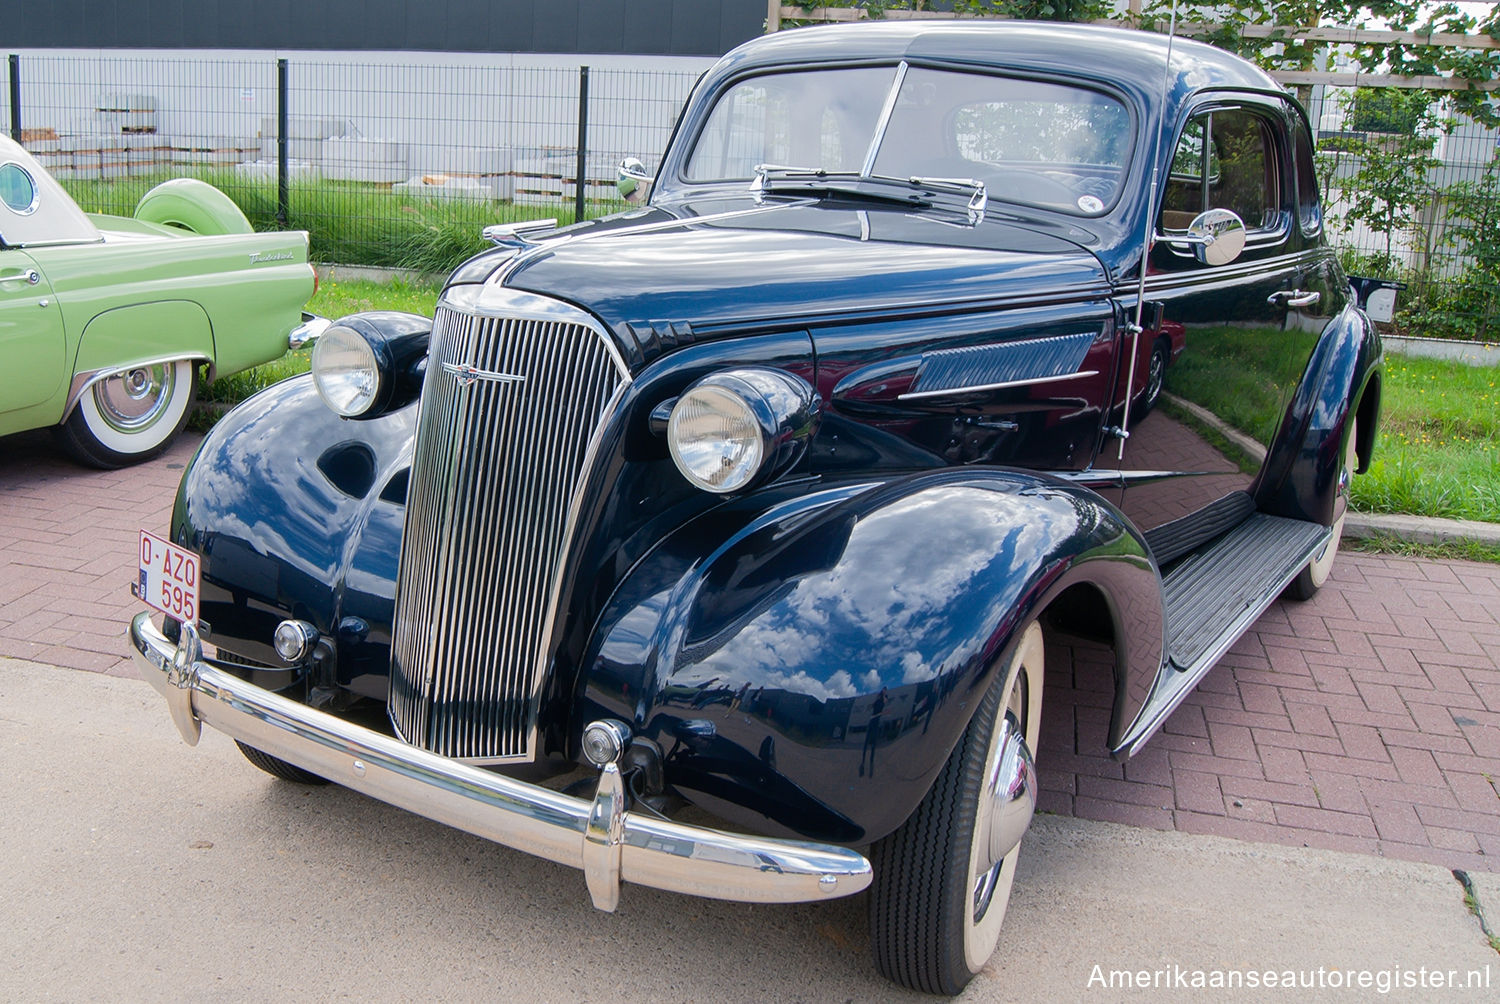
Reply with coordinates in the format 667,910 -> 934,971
273,619 -> 320,664
582,720 -> 632,767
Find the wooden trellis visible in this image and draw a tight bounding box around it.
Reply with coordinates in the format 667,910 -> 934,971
767,3 -> 1500,91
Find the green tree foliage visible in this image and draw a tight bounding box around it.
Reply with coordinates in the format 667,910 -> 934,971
1139,2 -> 1498,128
1349,86 -> 1427,134
1403,158 -> 1500,342
782,1 -> 1113,26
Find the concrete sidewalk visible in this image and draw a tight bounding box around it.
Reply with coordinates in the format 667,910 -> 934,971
1,658 -> 1494,1002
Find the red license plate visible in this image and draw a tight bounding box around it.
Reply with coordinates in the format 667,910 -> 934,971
137,530 -> 200,624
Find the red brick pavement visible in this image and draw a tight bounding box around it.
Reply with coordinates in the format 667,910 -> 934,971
0,430 -> 198,675
3,427 -> 1498,871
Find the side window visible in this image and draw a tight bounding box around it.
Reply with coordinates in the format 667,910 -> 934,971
1293,121 -> 1322,236
0,162 -> 39,216
1159,109 -> 1282,238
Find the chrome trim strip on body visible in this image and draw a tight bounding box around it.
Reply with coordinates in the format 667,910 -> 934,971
63,353 -> 210,420
131,612 -> 871,908
1126,247 -> 1329,296
898,370 -> 1099,401
860,61 -> 908,178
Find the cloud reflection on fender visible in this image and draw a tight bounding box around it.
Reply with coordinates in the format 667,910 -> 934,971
661,483 -> 1076,701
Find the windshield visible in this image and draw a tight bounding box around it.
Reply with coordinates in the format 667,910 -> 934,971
684,64 -> 1133,216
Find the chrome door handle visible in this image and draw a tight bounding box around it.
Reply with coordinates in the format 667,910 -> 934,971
0,268 -> 41,288
1268,289 -> 1320,308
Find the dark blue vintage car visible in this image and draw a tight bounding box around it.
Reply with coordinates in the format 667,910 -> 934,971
132,20 -> 1379,995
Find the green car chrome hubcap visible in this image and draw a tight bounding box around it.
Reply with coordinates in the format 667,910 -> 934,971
94,365 -> 176,434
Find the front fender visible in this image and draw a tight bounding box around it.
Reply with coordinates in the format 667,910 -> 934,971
1255,304 -> 1382,524
173,373 -> 415,688
577,469 -> 1163,844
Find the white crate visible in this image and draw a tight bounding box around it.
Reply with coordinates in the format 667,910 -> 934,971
323,137 -> 409,184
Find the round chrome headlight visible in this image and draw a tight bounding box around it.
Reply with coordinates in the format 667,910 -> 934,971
312,324 -> 382,417
667,368 -> 819,494
670,382 -> 765,492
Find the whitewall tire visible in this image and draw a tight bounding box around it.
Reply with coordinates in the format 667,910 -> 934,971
60,360 -> 197,469
869,620 -> 1045,995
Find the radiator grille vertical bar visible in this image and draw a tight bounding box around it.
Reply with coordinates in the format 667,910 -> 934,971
389,290 -> 629,762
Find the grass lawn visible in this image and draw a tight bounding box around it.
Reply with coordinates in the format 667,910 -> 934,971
1166,326 -> 1499,525
1357,354 -> 1499,523
67,172 -> 625,272
197,278 -> 441,411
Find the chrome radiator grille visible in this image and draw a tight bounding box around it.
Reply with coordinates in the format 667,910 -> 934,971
389,290 -> 629,762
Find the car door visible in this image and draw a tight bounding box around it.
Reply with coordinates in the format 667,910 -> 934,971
1108,95 -> 1331,558
0,247 -> 66,417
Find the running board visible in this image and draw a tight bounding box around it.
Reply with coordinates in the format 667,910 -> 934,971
1114,513 -> 1330,757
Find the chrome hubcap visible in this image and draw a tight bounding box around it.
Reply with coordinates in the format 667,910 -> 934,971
93,364 -> 176,433
973,674 -> 1034,924
1147,350 -> 1164,400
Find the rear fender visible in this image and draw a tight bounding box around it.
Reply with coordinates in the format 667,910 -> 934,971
1255,304 -> 1382,524
577,469 -> 1163,843
72,300 -> 215,378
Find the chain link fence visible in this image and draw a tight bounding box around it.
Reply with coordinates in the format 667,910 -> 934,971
4,51 -> 1496,337
3,52 -> 697,269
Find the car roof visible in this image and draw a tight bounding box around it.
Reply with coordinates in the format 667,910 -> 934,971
709,20 -> 1283,104
0,134 -> 102,248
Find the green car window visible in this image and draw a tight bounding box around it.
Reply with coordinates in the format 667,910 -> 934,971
0,162 -> 38,214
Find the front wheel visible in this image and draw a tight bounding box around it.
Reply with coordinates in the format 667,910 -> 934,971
868,621 -> 1045,995
58,360 -> 197,468
236,741 -> 330,785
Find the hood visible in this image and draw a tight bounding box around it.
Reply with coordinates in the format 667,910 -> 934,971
489,198 -> 1110,344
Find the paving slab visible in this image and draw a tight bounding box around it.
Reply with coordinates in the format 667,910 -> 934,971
3,426 -> 1499,872
1,659 -> 1494,1002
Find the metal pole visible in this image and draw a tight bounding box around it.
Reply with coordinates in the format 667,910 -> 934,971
8,55 -> 20,143
575,66 -> 590,224
277,58 -> 289,228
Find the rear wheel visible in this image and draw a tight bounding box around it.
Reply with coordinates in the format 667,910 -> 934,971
1286,416 -> 1358,601
58,360 -> 197,468
236,741 -> 329,785
869,621 -> 1044,995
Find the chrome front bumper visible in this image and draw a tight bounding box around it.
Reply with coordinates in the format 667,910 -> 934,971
130,612 -> 870,910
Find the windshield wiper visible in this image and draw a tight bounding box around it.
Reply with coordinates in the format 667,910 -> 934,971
750,165 -> 987,225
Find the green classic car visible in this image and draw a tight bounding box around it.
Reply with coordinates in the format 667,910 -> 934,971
0,134 -> 318,467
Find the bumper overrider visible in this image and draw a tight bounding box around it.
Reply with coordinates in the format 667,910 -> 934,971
130,611 -> 872,909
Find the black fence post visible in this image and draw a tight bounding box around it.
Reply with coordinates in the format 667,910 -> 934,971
575,65 -> 590,224
276,58 -> 289,228
8,55 -> 20,143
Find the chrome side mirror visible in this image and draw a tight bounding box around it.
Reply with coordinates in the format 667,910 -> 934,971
617,157 -> 654,204
1188,208 -> 1247,266
1156,208 -> 1246,267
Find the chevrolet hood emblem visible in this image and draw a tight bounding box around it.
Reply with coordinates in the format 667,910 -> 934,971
442,362 -> 526,387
